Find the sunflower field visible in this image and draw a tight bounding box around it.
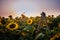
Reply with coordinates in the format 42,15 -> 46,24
0,13 -> 60,40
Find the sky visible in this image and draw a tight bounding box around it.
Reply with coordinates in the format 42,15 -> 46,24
0,0 -> 60,18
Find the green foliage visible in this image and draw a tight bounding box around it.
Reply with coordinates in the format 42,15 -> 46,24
0,15 -> 60,40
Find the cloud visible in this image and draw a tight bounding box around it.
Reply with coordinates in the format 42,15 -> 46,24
0,0 -> 60,17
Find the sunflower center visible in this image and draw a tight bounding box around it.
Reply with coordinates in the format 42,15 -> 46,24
29,20 -> 31,23
9,24 -> 16,28
1,20 -> 6,25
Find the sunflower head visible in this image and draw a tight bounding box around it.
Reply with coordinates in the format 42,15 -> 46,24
58,22 -> 60,28
21,13 -> 26,19
0,22 -> 3,26
47,20 -> 50,23
42,23 -> 47,27
1,17 -> 6,25
50,32 -> 60,40
32,26 -> 36,31
8,15 -> 13,19
21,31 -> 27,36
27,19 -> 33,25
6,22 -> 19,31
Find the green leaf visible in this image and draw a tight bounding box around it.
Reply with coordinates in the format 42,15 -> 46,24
35,32 -> 45,40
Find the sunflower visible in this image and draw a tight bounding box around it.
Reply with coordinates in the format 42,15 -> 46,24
21,31 -> 27,36
47,20 -> 51,23
7,18 -> 14,23
50,32 -> 60,40
32,26 -> 36,31
27,19 -> 33,25
1,17 -> 6,25
6,22 -> 19,31
42,23 -> 47,27
58,22 -> 60,28
0,22 -> 2,25
47,20 -> 50,23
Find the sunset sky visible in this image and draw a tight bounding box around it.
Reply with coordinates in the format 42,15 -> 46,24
0,0 -> 60,18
